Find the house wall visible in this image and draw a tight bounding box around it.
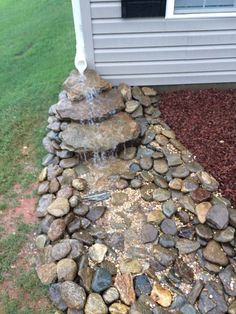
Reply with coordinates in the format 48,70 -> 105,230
81,0 -> 236,86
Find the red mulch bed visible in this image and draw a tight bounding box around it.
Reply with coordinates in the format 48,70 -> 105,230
159,88 -> 236,207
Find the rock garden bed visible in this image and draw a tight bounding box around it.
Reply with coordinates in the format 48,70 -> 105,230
35,70 -> 236,314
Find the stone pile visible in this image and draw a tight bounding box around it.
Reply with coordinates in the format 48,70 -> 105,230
36,70 -> 236,314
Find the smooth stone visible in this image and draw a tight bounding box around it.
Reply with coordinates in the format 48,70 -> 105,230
78,255 -> 93,292
37,262 -> 57,284
91,268 -> 112,293
101,260 -> 117,276
60,281 -> 86,310
131,105 -> 143,118
57,186 -> 73,199
176,210 -> 190,224
166,154 -> 182,167
214,226 -> 235,242
38,167 -> 48,182
203,240 -> 229,266
187,280 -> 204,305
114,273 -> 136,306
115,179 -> 129,190
103,287 -> 120,304
186,161 -> 203,173
142,129 -> 156,145
86,206 -> 106,222
136,146 -> 154,159
132,86 -> 151,107
61,112 -> 140,153
162,200 -> 177,218
120,259 -> 142,274
47,198 -> 70,217
47,164 -> 63,180
85,293 -> 108,314
179,195 -> 195,213
197,171 -> 219,191
147,209 -> 165,224
160,219 -> 177,235
195,202 -> 212,224
61,168 -> 76,185
219,265 -> 236,296
51,241 -> 71,261
155,134 -> 169,146
48,218 -> 66,241
56,150 -> 73,159
153,188 -> 171,202
36,194 -> 54,218
120,171 -> 136,180
74,204 -> 89,216
109,303 -> 129,314
72,230 -> 94,246
176,239 -> 200,254
129,162 -> 141,173
129,298 -> 152,314
38,181 -> 49,195
59,157 -> 79,169
154,175 -> 168,188
49,283 -> 67,311
195,224 -> 213,240
222,243 -> 236,257
151,283 -> 172,307
206,204 -> 229,230
169,178 -> 183,190
172,165 -> 190,178
119,146 -> 137,160
118,83 -> 132,101
171,295 -> 187,310
111,192 -> 128,206
42,153 -> 57,167
72,178 -> 87,191
142,86 -> 157,96
39,214 -> 54,234
130,178 -> 142,189
140,183 -> 156,201
181,178 -> 198,193
125,100 -> 140,113
35,234 -> 47,249
153,245 -> 177,267
229,300 -> 236,314
141,223 -> 158,243
106,232 -> 124,251
198,281 -> 227,314
178,226 -> 195,240
63,69 -> 112,101
134,274 -> 152,297
68,217 -> 81,234
180,304 -> 196,314
67,239 -> 84,260
190,188 -> 211,203
159,234 -> 176,248
49,178 -> 60,194
140,157 -> 153,171
57,258 -> 77,281
89,243 -> 108,263
153,159 -> 169,174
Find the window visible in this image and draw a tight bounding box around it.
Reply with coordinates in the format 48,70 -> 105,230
166,0 -> 236,18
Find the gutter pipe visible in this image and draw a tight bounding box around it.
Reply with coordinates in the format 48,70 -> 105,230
71,0 -> 87,75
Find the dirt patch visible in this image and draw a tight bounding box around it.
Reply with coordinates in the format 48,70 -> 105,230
159,88 -> 236,207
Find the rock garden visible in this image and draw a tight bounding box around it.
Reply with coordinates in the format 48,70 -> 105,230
35,69 -> 236,314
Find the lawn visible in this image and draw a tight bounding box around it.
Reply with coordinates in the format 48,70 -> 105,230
0,0 -> 75,202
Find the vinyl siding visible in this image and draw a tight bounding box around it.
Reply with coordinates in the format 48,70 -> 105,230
81,0 -> 236,85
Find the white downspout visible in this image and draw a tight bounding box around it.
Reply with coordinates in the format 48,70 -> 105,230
71,0 -> 87,75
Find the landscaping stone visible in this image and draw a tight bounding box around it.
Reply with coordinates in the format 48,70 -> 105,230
203,240 -> 228,266
153,159 -> 169,174
85,292 -> 109,314
109,303 -> 129,314
219,265 -> 236,296
151,283 -> 172,307
176,239 -> 200,254
37,263 -> 57,285
51,241 -> 71,261
91,268 -> 112,293
114,273 -> 136,305
206,204 -> 229,229
88,243 -> 108,263
49,283 -> 68,311
153,188 -> 171,202
57,258 -> 77,281
48,218 -> 66,241
60,281 -> 86,310
160,218 -> 177,235
47,198 -> 70,217
141,223 -> 158,243
120,259 -> 142,274
195,202 -> 212,224
103,287 -> 120,304
134,274 -> 152,297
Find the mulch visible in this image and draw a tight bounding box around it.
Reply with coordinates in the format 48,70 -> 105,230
159,88 -> 236,207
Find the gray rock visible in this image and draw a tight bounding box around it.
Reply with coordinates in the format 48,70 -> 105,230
140,157 -> 153,170
166,154 -> 182,167
38,181 -> 49,195
134,274 -> 152,297
159,234 -> 176,248
35,234 -> 47,249
119,146 -> 137,160
197,171 -> 219,191
60,281 -> 86,310
180,304 -> 196,314
160,219 -> 177,235
162,200 -> 177,218
140,183 -> 156,201
42,153 -> 58,167
153,245 -> 177,267
206,204 -> 229,230
172,165 -> 190,178
103,287 -> 119,304
141,223 -> 158,243
214,226 -> 235,242
85,293 -> 108,314
67,239 -> 84,260
51,241 -> 71,261
48,218 -> 66,241
59,157 -> 79,169
91,268 -> 112,293
74,204 -> 89,216
153,175 -> 168,188
130,178 -> 142,189
219,265 -> 236,296
187,280 -> 204,304
36,194 -> 54,218
153,159 -> 169,174
49,283 -> 67,311
68,217 -> 81,234
153,188 -> 171,202
176,239 -> 200,254
179,195 -> 195,213
203,240 -> 229,266
86,206 -> 106,222
47,197 -> 70,217
57,258 -> 77,281
72,230 -> 95,246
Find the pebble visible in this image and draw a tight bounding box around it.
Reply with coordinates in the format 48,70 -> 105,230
48,218 -> 66,241
181,178 -> 198,193
151,283 -> 172,307
172,165 -> 189,178
197,171 -> 219,191
72,230 -> 94,246
140,157 -> 153,170
57,258 -> 77,281
147,209 -> 165,224
37,263 -> 57,285
47,198 -> 70,217
38,167 -> 48,182
91,268 -> 112,293
187,280 -> 204,305
142,86 -> 157,96
195,202 -> 212,224
166,154 -> 182,167
195,224 -> 213,240
141,223 -> 158,243
140,183 -> 156,201
59,157 -> 79,169
206,204 -> 229,229
86,206 -> 106,222
119,146 -> 137,160
129,162 -> 141,173
72,178 -> 87,191
176,210 -> 190,224
60,281 -> 86,310
57,186 -> 73,199
179,195 -> 195,214
88,243 -> 108,263
153,245 -> 177,267
115,179 -> 129,190
229,208 -> 236,228
38,181 -> 49,195
159,234 -> 176,248
51,241 -> 71,261
162,200 -> 177,218
74,204 -> 89,216
142,129 -> 156,145
153,159 -> 169,174
120,259 -> 142,274
180,304 -> 196,314
190,188 -> 211,203
214,226 -> 235,242
36,194 -> 54,218
49,178 -> 60,194
130,178 -> 142,189
219,265 -> 236,296
203,240 -> 228,266
49,283 -> 67,311
176,239 -> 200,254
68,217 -> 81,234
111,192 -> 128,206
153,188 -> 170,202
153,175 -> 168,188
106,232 -> 124,251
109,303 -> 129,314
178,226 -> 195,240
103,287 -> 120,304
67,239 -> 84,259
84,293 -> 108,314
160,219 -> 177,235
114,273 -> 136,306
35,234 -> 47,249
169,178 -> 183,190
134,274 -> 152,297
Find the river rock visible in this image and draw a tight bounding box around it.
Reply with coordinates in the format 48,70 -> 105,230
114,273 -> 136,305
153,188 -> 171,202
48,218 -> 66,241
141,223 -> 158,243
153,245 -> 177,267
37,262 -> 57,284
187,280 -> 204,305
36,194 -> 54,218
85,293 -> 108,314
219,265 -> 236,296
61,112 -> 140,153
89,243 -> 108,263
86,206 -> 106,222
206,204 -> 229,229
72,178 -> 87,191
151,283 -> 172,307
190,188 -> 211,203
49,283 -> 67,311
119,146 -> 137,160
109,303 -> 129,314
162,200 -> 177,218
140,183 -> 156,201
91,268 -> 112,293
195,202 -> 212,224
197,171 -> 219,191
166,154 -> 182,167
159,234 -> 175,248
176,239 -> 200,254
38,181 -> 49,195
57,258 -> 77,281
203,240 -> 228,266
214,226 -> 235,242
153,159 -> 169,174
134,274 -> 152,297
169,178 -> 183,190
172,165 -> 190,178
63,69 -> 112,101
181,177 -> 198,193
153,175 -> 168,188
147,209 -> 165,224
103,287 -> 120,304
60,281 -> 86,310
195,224 -> 213,240
47,198 -> 70,217
160,218 -> 177,235
51,241 -> 71,261
59,157 -> 79,169
125,100 -> 140,113
120,259 -> 142,274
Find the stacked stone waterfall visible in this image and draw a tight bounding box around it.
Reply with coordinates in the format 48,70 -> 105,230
45,69 -> 140,163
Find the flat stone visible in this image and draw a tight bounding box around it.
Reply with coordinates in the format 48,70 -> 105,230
86,206 -> 106,222
219,265 -> 236,296
178,226 -> 195,240
203,240 -> 229,266
151,283 -> 172,307
60,281 -> 86,310
91,268 -> 112,293
166,154 -> 182,167
63,69 -> 112,101
59,157 -> 79,169
181,178 -> 198,193
67,239 -> 84,259
36,194 -> 54,218
114,273 -> 136,306
153,188 -> 171,202
57,258 -> 77,281
57,186 -> 73,199
49,283 -> 67,311
195,224 -> 213,240
172,165 -> 190,178
159,234 -> 176,248
229,208 -> 236,228
147,209 -> 165,224
57,89 -> 124,122
38,167 -> 48,182
140,183 -> 156,201
72,178 -> 87,191
37,263 -> 57,284
72,230 -> 94,246
153,245 -> 177,267
176,239 -> 200,254
206,204 -> 229,230
195,202 -> 212,224
51,241 -> 71,261
140,157 -> 153,170
187,280 -> 204,305
120,259 -> 142,274
61,112 -> 140,153
38,181 -> 49,195
162,200 -> 177,218
106,232 -> 125,251
179,195 -> 195,213
141,223 -> 158,243
160,219 -> 177,235
111,192 -> 128,206
180,304 -> 196,314
154,175 -> 168,188
190,188 -> 211,203
67,217 -> 81,234
78,255 -> 93,292
47,198 -> 70,217
142,86 -> 157,96
74,204 -> 89,216
131,178 -> 142,189
109,303 -> 129,314
48,218 -> 66,241
125,100 -> 140,113
214,226 -> 235,242
89,243 -> 108,263
153,159 -> 169,174
197,171 -> 219,191
169,178 -> 183,190
103,287 -> 120,304
85,293 -> 108,314
134,274 -> 152,297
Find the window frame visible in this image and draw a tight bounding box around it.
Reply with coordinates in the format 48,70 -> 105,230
165,0 -> 236,18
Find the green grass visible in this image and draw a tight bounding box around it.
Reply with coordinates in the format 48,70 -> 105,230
0,0 -> 75,198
